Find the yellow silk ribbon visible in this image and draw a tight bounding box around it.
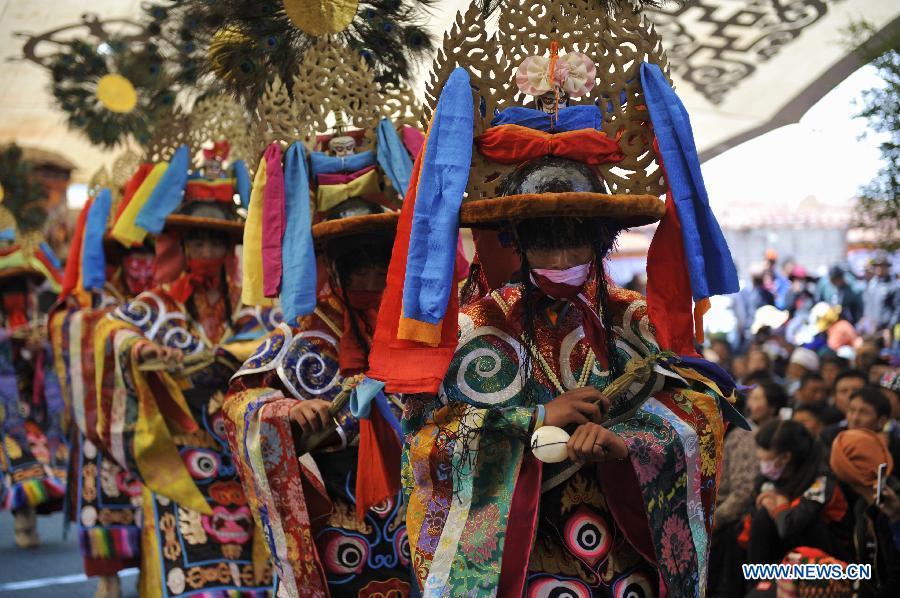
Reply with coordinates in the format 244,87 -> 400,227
670,364 -> 738,405
93,317 -> 126,445
316,168 -> 381,213
94,317 -> 210,514
140,488 -> 163,598
111,162 -> 168,246
130,343 -> 211,514
241,156 -> 274,307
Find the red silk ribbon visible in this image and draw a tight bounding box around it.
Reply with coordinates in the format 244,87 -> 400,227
475,124 -> 624,166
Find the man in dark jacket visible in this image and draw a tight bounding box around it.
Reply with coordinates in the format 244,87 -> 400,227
830,429 -> 900,597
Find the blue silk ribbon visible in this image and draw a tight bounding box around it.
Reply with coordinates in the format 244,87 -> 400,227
491,105 -> 604,132
640,63 -> 738,300
81,188 -> 112,291
135,145 -> 190,234
309,150 -> 376,179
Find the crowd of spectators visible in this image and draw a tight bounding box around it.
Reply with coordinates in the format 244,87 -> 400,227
705,252 -> 899,597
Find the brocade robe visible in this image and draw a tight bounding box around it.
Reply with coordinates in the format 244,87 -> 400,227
50,300 -> 144,572
0,330 -> 67,514
403,285 -> 728,597
226,290 -> 411,597
94,283 -> 279,597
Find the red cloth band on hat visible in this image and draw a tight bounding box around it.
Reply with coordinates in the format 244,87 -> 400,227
185,179 -> 236,202
475,124 -> 624,166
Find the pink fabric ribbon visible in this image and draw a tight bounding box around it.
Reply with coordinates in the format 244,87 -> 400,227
402,125 -> 425,160
316,164 -> 376,186
263,143 -> 286,298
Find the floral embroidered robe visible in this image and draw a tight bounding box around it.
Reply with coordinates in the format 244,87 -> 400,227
226,289 -> 411,598
403,285 -> 728,597
94,282 -> 279,597
0,331 -> 67,513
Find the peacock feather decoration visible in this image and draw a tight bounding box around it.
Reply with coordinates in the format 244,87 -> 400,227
46,36 -> 177,148
142,0 -> 435,108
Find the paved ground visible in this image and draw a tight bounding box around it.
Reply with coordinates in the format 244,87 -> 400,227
0,512 -> 138,597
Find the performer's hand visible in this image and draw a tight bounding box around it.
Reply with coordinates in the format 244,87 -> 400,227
290,399 -> 331,435
138,342 -> 184,369
566,422 -> 628,463
544,387 -> 609,428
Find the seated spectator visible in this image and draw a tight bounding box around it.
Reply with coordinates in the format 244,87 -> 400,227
878,370 -> 900,438
785,347 -> 820,396
856,337 -> 884,378
869,359 -> 892,387
732,354 -> 749,383
820,353 -> 849,389
746,381 -> 788,428
793,372 -> 827,406
709,404 -> 758,597
710,337 -> 734,373
793,403 -> 826,440
744,420 -> 848,565
847,387 -> 892,433
830,429 -> 900,596
834,368 -> 868,419
846,388 -> 900,467
793,372 -> 843,425
746,347 -> 773,380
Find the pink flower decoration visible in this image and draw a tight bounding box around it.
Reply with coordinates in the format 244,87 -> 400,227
516,51 -> 597,98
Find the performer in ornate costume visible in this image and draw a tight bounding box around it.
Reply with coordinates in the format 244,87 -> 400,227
49,175 -> 159,597
87,142 -> 275,597
366,3 -> 747,596
225,85 -> 422,593
0,211 -> 65,550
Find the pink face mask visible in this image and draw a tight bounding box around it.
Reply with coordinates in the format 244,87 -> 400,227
760,458 -> 786,481
530,262 -> 593,299
122,254 -> 156,295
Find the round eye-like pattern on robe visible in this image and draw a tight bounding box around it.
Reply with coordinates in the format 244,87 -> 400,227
208,411 -> 228,442
612,568 -> 657,598
318,530 -> 369,575
394,526 -> 411,566
563,505 -> 612,566
182,448 -> 221,481
526,576 -> 592,598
